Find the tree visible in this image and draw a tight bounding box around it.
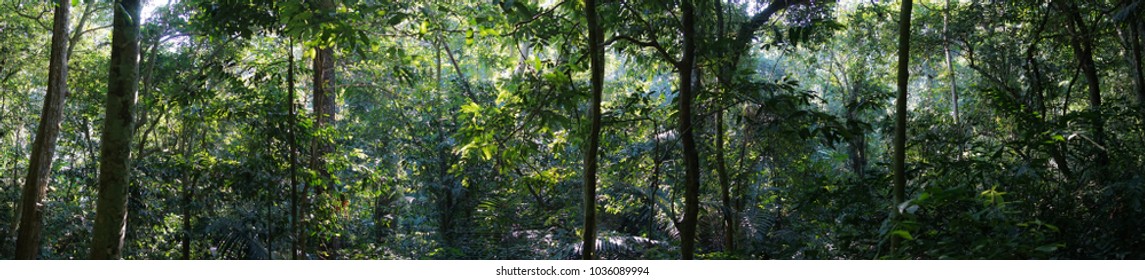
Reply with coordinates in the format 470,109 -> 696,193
581,0 -> 604,260
287,40 -> 301,260
1116,0 -> 1145,109
310,0 -> 340,260
943,0 -> 959,127
14,0 -> 69,260
678,0 -> 700,260
89,0 -> 142,260
712,0 -> 813,257
715,104 -> 734,254
891,0 -> 912,254
712,0 -> 735,255
310,0 -> 338,195
2,0 -> 1143,261
1055,0 -> 1107,179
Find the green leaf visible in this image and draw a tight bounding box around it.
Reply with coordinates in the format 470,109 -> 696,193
480,145 -> 495,160
890,230 -> 914,241
460,102 -> 481,115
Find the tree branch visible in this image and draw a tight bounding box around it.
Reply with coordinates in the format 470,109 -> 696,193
12,5 -> 51,30
67,1 -> 98,57
605,35 -> 678,66
732,0 -> 810,54
440,35 -> 481,105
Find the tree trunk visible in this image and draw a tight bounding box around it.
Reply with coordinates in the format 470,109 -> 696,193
1059,1 -> 1107,178
90,0 -> 141,260
181,174 -> 195,260
309,0 -> 338,259
1128,5 -> 1145,109
709,0 -> 806,256
891,0 -> 913,254
287,40 -> 301,260
311,47 -> 335,195
310,44 -> 336,258
15,0 -> 69,259
715,110 -> 734,254
179,116 -> 197,260
943,0 -> 961,161
713,0 -> 737,253
10,123 -> 23,241
648,123 -> 664,241
581,0 -> 604,260
679,0 -> 700,260
846,89 -> 867,186
0,94 -> 8,256
181,180 -> 192,259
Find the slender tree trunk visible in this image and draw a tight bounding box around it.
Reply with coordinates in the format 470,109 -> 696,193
181,176 -> 194,260
15,0 -> 69,259
179,116 -> 196,260
133,32 -> 162,158
679,0 -> 700,260
0,94 -> 8,256
715,110 -> 734,253
891,0 -> 913,255
1139,22 -> 1145,124
441,39 -> 479,104
845,87 -> 867,186
707,0 -> 804,258
65,0 -> 95,58
713,0 -> 736,253
287,40 -> 301,260
90,0 -> 141,260
10,123 -> 23,239
648,124 -> 664,240
943,0 -> 964,161
436,34 -> 443,90
581,0 -> 604,260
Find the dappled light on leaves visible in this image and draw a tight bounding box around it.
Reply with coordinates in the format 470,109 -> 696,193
0,0 -> 1142,260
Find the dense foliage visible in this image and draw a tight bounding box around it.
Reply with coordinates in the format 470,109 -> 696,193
1,0 -> 1143,259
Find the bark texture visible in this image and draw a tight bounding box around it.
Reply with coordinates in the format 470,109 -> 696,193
15,0 -> 70,260
90,0 -> 142,260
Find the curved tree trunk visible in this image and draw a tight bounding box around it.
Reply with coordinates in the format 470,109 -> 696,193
90,0 -> 141,260
15,0 -> 69,259
1058,1 -> 1107,179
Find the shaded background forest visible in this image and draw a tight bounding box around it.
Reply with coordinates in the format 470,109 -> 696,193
1,0 -> 1143,259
